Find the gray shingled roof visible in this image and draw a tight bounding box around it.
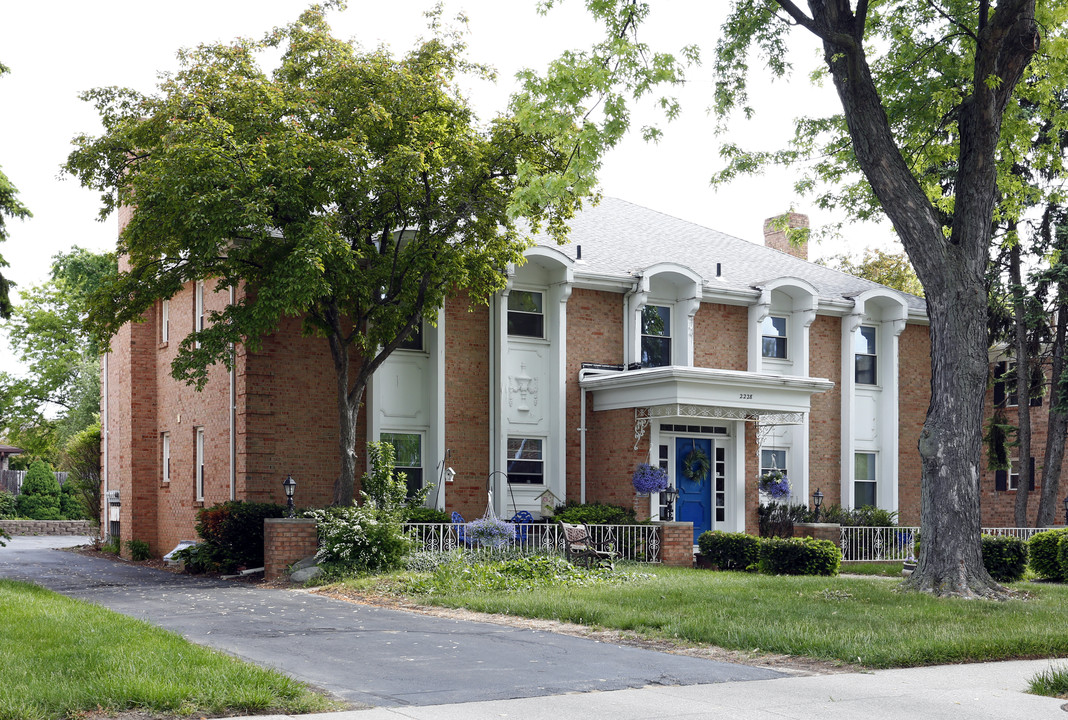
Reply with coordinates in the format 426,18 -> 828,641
534,197 -> 926,315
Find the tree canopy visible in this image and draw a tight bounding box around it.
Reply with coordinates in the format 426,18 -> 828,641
820,248 -> 924,297
0,61 -> 32,319
64,4 -> 584,503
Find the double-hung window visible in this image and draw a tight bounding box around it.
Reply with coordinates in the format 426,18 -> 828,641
398,320 -> 423,351
161,299 -> 170,344
508,291 -> 544,338
194,281 -> 205,349
854,452 -> 876,508
195,428 -> 205,501
761,316 -> 788,359
506,437 -> 544,484
161,432 -> 171,484
381,432 -> 423,497
640,305 -> 671,368
760,448 -> 787,477
854,326 -> 877,385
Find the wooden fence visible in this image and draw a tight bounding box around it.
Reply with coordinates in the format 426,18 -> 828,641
1,470 -> 70,494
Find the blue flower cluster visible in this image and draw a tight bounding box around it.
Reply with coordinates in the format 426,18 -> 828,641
632,463 -> 669,494
759,470 -> 791,499
465,517 -> 516,548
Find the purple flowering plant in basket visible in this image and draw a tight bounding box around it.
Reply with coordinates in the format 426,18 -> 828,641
759,469 -> 791,500
632,463 -> 669,495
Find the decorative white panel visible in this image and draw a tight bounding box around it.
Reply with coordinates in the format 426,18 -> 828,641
506,347 -> 546,426
855,394 -> 877,442
378,355 -> 428,422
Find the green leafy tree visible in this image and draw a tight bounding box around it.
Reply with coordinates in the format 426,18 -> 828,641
64,5 -> 582,504
820,248 -> 924,297
61,419 -> 102,536
0,62 -> 32,319
0,247 -> 116,458
15,460 -> 62,520
516,0 -> 1060,597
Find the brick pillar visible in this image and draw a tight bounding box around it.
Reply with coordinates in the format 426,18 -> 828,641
657,521 -> 695,567
792,522 -> 841,543
264,518 -> 318,581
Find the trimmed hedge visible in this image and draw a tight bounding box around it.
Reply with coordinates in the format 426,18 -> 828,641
1028,529 -> 1068,580
757,536 -> 841,576
980,534 -> 1027,583
697,530 -> 759,571
1059,535 -> 1068,584
15,461 -> 62,520
553,501 -> 638,525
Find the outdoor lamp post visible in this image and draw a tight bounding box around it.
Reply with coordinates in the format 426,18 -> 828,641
812,488 -> 824,522
661,485 -> 679,521
283,475 -> 296,518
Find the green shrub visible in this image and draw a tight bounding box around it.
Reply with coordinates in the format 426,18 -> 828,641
1059,535 -> 1068,584
1028,528 -> 1068,580
125,539 -> 152,561
101,536 -> 121,555
59,481 -> 86,520
757,536 -> 841,576
553,501 -> 638,525
757,502 -> 809,538
697,530 -> 759,570
0,489 -> 17,519
308,502 -> 411,573
193,500 -> 289,572
404,506 -> 451,524
174,542 -> 230,574
15,461 -> 62,520
980,534 -> 1027,583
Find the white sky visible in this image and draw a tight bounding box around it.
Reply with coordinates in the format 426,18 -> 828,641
0,0 -> 898,376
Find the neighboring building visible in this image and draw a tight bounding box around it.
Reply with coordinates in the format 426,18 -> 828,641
104,198 -> 946,555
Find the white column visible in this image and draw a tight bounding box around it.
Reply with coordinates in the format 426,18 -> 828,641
841,309 -> 865,509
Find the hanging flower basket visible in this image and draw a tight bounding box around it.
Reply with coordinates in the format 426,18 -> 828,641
465,517 -> 516,548
759,469 -> 791,500
632,463 -> 669,495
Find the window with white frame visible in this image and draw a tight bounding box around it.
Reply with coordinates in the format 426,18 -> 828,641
161,432 -> 171,484
854,325 -> 877,385
381,432 -> 423,497
657,443 -> 671,518
640,305 -> 671,368
194,281 -> 204,349
506,437 -> 544,484
195,427 -> 205,501
507,290 -> 544,338
161,299 -> 170,343
760,448 -> 787,477
761,316 -> 788,359
854,452 -> 876,508
397,320 -> 423,351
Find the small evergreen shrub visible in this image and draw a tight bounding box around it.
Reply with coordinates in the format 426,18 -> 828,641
59,481 -> 86,520
1028,528 -> 1068,580
757,536 -> 841,576
1059,534 -> 1068,583
0,489 -> 17,518
553,501 -> 638,525
193,500 -> 289,572
15,461 -> 62,520
697,530 -> 759,570
125,539 -> 152,561
980,534 -> 1027,583
404,506 -> 451,524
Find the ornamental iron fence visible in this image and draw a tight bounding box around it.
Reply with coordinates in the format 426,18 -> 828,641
404,522 -> 662,563
839,525 -> 1054,562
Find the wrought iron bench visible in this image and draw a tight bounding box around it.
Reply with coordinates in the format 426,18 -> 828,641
559,521 -> 617,569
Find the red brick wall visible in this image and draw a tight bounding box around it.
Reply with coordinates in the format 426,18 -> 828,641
808,315 -> 843,506
694,302 -> 747,370
444,294 -> 491,520
659,522 -> 695,566
264,518 -> 318,581
897,324 -> 930,525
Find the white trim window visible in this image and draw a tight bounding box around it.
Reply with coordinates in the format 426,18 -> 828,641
195,427 -> 205,501
507,290 -> 544,338
161,432 -> 171,484
194,280 -> 205,349
506,437 -> 544,484
398,320 -> 424,351
760,448 -> 787,477
381,432 -> 423,497
161,299 -> 170,343
854,325 -> 877,385
640,305 -> 671,368
854,452 -> 876,508
761,316 -> 788,359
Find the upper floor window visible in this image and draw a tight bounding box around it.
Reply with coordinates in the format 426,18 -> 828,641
854,452 -> 876,508
381,432 -> 423,498
161,432 -> 171,484
641,305 -> 671,368
994,361 -> 1042,408
854,325 -> 877,385
161,299 -> 170,344
398,320 -> 423,351
506,437 -> 544,484
761,316 -> 788,359
194,281 -> 205,349
195,427 -> 205,502
508,290 -> 544,338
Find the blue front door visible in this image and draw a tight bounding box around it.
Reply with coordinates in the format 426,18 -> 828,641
676,437 -> 712,544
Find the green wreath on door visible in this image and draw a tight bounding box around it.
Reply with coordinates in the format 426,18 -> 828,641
680,441 -> 711,484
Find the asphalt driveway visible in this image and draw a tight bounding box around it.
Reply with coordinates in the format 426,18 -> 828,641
0,536 -> 784,708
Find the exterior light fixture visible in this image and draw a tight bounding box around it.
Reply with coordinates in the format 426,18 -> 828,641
661,485 -> 679,521
283,475 -> 297,518
812,488 -> 824,522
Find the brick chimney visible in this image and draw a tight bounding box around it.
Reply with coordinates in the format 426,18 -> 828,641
763,212 -> 809,261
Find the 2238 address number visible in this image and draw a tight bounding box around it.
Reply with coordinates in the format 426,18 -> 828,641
739,393 -> 753,400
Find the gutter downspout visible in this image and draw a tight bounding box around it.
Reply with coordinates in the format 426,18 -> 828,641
102,350 -> 109,527
229,285 -> 236,501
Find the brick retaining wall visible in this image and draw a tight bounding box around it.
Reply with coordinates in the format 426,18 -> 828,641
657,521 -> 695,567
792,522 -> 840,543
0,519 -> 93,536
264,518 -> 318,581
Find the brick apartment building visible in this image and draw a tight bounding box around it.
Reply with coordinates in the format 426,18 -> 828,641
100,198 -> 1058,556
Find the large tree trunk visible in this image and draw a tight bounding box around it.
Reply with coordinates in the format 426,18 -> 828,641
1036,251 -> 1068,526
779,0 -> 1038,596
1010,242 -> 1033,526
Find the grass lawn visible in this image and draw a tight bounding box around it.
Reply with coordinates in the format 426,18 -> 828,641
840,561 -> 905,577
335,563 -> 1068,669
0,580 -> 339,720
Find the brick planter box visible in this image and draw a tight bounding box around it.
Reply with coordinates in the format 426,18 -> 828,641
0,519 -> 94,536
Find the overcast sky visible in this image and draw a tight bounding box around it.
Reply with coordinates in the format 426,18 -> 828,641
0,1 -> 898,376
